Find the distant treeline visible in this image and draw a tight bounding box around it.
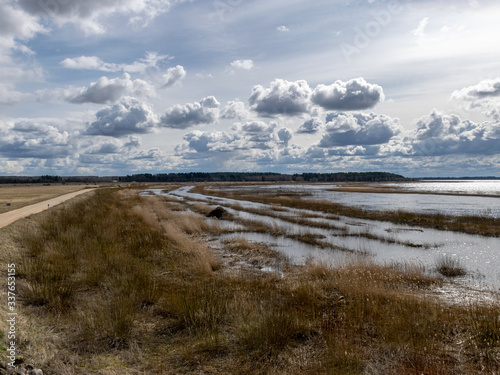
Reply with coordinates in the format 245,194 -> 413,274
118,172 -> 407,183
0,172 -> 407,184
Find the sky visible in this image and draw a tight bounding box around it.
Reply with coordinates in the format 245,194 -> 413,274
1,0 -> 500,177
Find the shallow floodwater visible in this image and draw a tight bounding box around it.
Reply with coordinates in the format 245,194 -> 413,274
144,185 -> 500,292
384,180 -> 500,196
218,182 -> 500,218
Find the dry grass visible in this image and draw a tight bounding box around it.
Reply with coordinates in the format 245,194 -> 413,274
222,237 -> 288,269
3,186 -> 500,374
436,255 -> 467,277
0,184 -> 91,214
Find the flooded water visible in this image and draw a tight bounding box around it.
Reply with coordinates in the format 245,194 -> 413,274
384,180 -> 500,196
218,182 -> 500,218
143,184 -> 500,292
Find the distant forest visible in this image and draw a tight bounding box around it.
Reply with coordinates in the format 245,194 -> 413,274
0,172 -> 407,184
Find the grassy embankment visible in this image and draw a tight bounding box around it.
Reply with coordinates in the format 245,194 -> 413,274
2,188 -> 499,374
192,185 -> 500,237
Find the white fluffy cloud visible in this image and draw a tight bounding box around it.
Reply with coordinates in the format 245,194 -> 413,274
85,98 -> 158,137
276,25 -> 290,32
160,96 -> 220,129
249,79 -> 312,117
319,112 -> 401,147
249,78 -> 385,117
221,100 -> 250,120
230,59 -> 254,71
64,73 -> 155,104
159,65 -> 186,88
311,78 -> 384,111
0,119 -> 71,159
452,78 -> 500,120
410,110 -> 500,156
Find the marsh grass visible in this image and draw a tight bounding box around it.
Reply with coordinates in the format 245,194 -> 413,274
194,185 -> 500,237
222,237 -> 288,268
9,187 -> 500,374
436,255 -> 467,277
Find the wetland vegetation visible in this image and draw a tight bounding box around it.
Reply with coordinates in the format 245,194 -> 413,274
1,185 -> 499,374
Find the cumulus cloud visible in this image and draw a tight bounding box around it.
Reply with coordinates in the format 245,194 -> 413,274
0,119 -> 71,159
64,73 -> 155,104
410,110 -> 500,156
297,118 -> 323,134
179,120 -> 287,159
160,96 -> 220,129
221,100 -> 250,120
85,98 -> 158,137
182,130 -> 240,153
230,59 -> 254,71
238,121 -> 279,149
278,127 -> 293,147
276,25 -> 290,32
452,78 -> 500,120
249,79 -> 312,117
86,139 -> 123,154
319,112 -> 401,147
311,78 -> 384,111
159,65 -> 186,88
82,135 -> 142,155
60,56 -> 118,71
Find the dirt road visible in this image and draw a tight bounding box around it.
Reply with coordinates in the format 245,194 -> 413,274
0,188 -> 95,229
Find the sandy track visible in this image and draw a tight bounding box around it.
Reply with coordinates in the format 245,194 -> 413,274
0,188 -> 96,229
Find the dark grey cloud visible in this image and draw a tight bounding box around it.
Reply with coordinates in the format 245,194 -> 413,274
296,118 -> 323,134
65,74 -> 154,104
85,98 -> 157,137
249,79 -> 312,117
85,139 -> 123,154
278,127 -> 293,147
319,112 -> 401,147
160,96 -> 220,129
311,78 -> 384,111
410,111 -> 500,156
